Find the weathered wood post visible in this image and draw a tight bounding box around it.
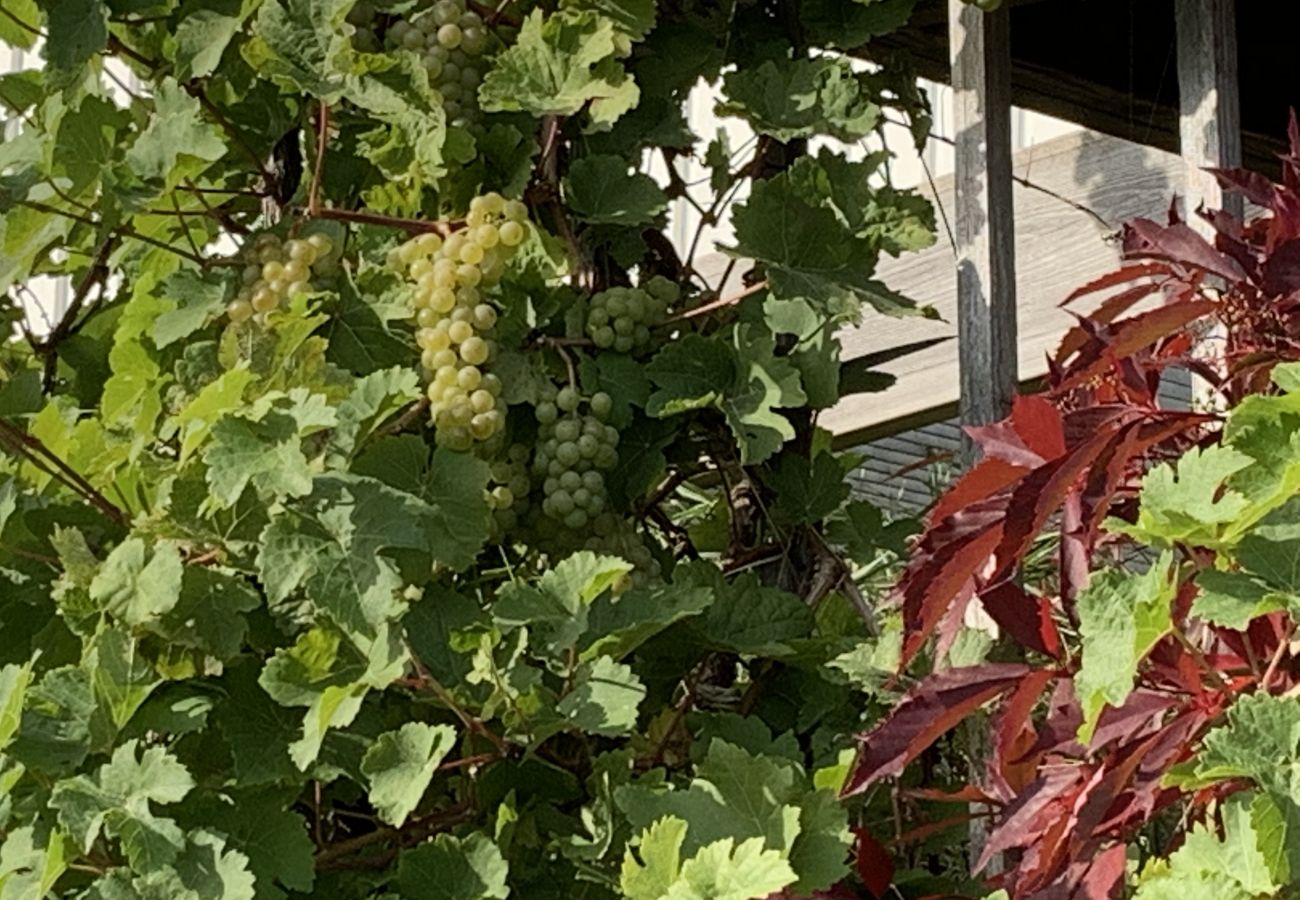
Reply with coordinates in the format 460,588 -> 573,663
950,0 -> 1016,467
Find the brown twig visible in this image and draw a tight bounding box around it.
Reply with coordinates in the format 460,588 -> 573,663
313,802 -> 474,870
38,237 -> 116,391
1170,628 -> 1227,690
466,0 -> 522,28
308,102 -> 329,216
1260,622 -> 1295,692
404,645 -> 511,755
661,280 -> 769,325
0,421 -> 128,526
305,206 -> 461,236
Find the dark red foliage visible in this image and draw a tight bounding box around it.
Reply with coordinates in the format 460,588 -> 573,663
844,122 -> 1300,898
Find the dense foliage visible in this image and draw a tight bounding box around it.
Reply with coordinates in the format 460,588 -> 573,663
850,128 -> 1300,897
0,0 -> 940,898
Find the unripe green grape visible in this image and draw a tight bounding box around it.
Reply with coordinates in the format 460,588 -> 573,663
440,81 -> 463,102
457,365 -> 482,390
550,490 -> 575,516
437,23 -> 463,48
590,392 -> 612,419
447,320 -> 474,344
498,220 -> 525,247
564,509 -> 589,529
459,241 -> 484,265
461,26 -> 486,54
536,402 -> 558,424
460,336 -> 489,365
577,434 -> 599,458
472,304 -> 497,330
402,28 -> 425,50
555,419 -> 580,442
557,442 -> 581,467
470,389 -> 494,413
251,287 -> 278,312
456,264 -> 482,287
614,335 -> 634,353
557,387 -> 580,412
228,299 -> 254,322
560,470 -> 582,491
433,0 -> 460,26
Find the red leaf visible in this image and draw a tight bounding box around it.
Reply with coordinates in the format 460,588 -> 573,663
1055,300 -> 1218,392
979,768 -> 1082,871
928,457 -> 1025,527
1122,218 -> 1247,282
843,663 -> 1031,796
1059,262 -> 1174,306
979,582 -> 1062,659
1262,238 -> 1300,295
1208,167 -> 1278,208
990,667 -> 1058,799
1054,282 -> 1163,364
1069,843 -> 1127,900
853,827 -> 894,899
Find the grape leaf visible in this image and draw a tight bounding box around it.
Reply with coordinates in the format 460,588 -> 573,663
153,269 -> 228,350
204,411 -> 315,509
175,5 -> 254,80
672,836 -> 798,899
1190,570 -> 1283,630
124,79 -> 227,187
1075,554 -> 1177,742
51,740 -> 193,870
1116,445 -> 1253,548
718,57 -> 879,142
88,538 -> 184,627
622,816 -> 688,900
565,155 -> 668,226
0,0 -> 39,49
579,352 -> 652,428
9,666 -> 95,776
723,324 -> 808,464
244,0 -> 354,99
479,10 -> 638,124
560,0 -> 657,49
42,0 -> 108,89
328,367 -> 421,460
765,451 -> 850,526
675,561 -> 816,656
1196,691 -> 1300,803
0,661 -> 33,755
581,582 -> 713,661
397,833 -> 510,900
180,792 -> 316,896
1134,794 -> 1278,899
557,657 -> 645,736
645,335 -> 735,416
802,0 -> 919,49
361,722 -> 457,826
84,627 -> 160,747
0,826 -> 70,900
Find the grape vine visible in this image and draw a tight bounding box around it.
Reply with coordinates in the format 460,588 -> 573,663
0,1 -> 945,898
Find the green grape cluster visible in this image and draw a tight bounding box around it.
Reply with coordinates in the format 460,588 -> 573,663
584,516 -> 663,584
488,444 -> 531,535
393,193 -> 530,449
532,386 -> 619,530
227,233 -> 336,324
583,276 -> 679,353
348,0 -> 494,128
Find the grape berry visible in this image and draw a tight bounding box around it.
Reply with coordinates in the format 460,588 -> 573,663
227,233 -> 336,324
583,276 -> 678,353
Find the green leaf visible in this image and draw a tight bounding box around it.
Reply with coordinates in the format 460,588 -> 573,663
1135,794 -> 1279,899
156,567 -> 259,660
153,269 -> 229,350
361,722 -> 457,826
244,0 -> 354,99
1191,570 -> 1283,630
579,352 -> 652,429
1117,445 -> 1254,549
479,10 -> 638,124
352,438 -> 492,571
0,827 -> 71,900
204,410 -> 315,509
0,0 -> 39,49
0,661 -> 33,755
827,500 -> 916,562
397,833 -> 510,900
718,57 -> 880,141
581,582 -> 713,661
802,0 -> 919,49
329,367 -> 421,460
723,324 -> 807,465
621,816 -> 688,900
1196,691 -> 1300,803
671,836 -> 798,900
1075,554 -> 1177,742
42,0 -> 108,88
565,155 -> 668,226
646,335 -> 735,416
557,656 -> 645,736
50,740 -> 193,871
181,793 -> 316,895
560,0 -> 656,48
212,661 -> 299,785
84,627 -> 161,746
675,561 -> 815,656
9,666 -> 95,775
175,3 -> 256,80
125,79 -> 227,186
765,451 -> 850,525
495,552 -> 633,655
89,538 -> 184,627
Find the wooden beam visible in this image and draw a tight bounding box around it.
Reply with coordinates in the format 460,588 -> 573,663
1175,0 -> 1242,223
950,0 -> 1017,464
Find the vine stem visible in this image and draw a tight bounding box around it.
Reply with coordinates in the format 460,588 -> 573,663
312,802 -> 474,870
0,421 -> 128,526
1260,622 -> 1295,691
404,644 -> 510,755
308,102 -> 329,216
661,280 -> 769,325
304,206 -> 461,236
